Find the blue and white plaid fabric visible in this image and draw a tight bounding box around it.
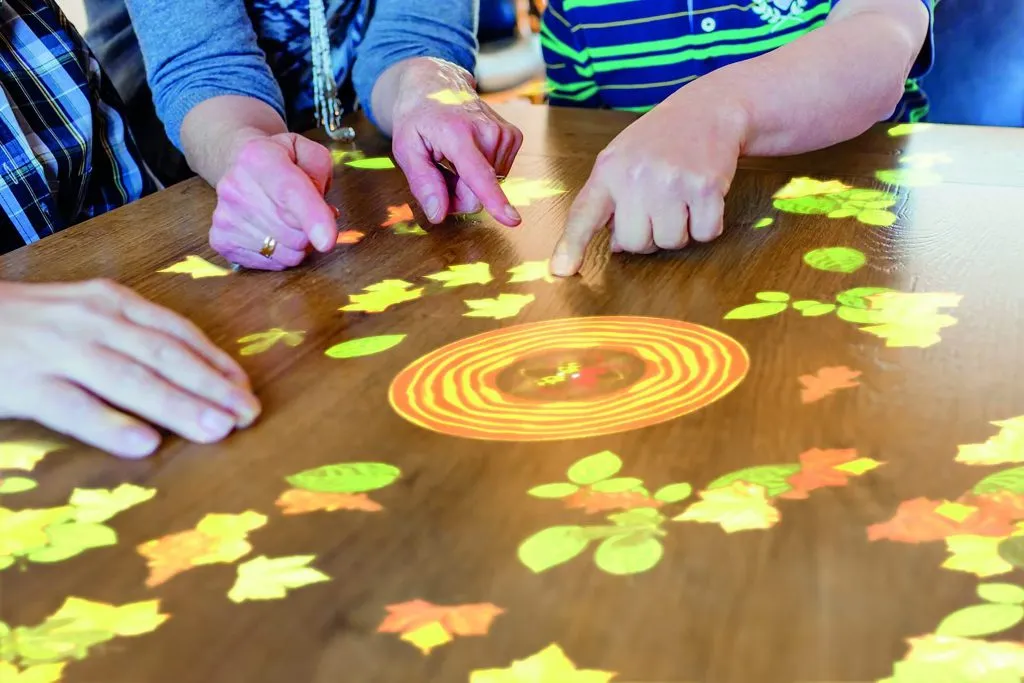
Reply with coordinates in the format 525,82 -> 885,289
0,0 -> 154,254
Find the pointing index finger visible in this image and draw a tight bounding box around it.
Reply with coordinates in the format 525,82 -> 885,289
550,182 -> 614,277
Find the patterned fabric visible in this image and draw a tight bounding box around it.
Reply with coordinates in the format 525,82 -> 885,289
0,0 -> 154,254
541,0 -> 934,123
248,0 -> 369,126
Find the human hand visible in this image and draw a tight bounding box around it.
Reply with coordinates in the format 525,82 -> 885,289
389,58 -> 524,226
549,98 -> 747,276
0,280 -> 260,458
211,133 -> 337,270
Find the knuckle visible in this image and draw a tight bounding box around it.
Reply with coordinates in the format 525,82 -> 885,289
277,250 -> 306,268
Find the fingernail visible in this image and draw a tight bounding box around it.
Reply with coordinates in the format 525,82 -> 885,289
310,223 -> 333,251
331,205 -> 341,219
120,428 -> 159,458
425,196 -> 441,222
233,395 -> 262,429
503,204 -> 521,224
200,409 -> 234,439
550,253 -> 573,276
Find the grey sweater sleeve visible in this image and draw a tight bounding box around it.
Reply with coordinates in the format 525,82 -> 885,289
352,0 -> 479,128
123,0 -> 286,150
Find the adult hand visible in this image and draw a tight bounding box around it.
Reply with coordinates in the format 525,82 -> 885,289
388,58 -> 524,226
210,133 -> 337,270
0,280 -> 260,458
549,96 -> 748,276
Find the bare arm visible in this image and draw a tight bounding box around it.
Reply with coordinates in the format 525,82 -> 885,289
180,96 -> 288,186
664,0 -> 931,157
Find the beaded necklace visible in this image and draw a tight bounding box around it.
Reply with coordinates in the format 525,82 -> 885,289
309,0 -> 356,141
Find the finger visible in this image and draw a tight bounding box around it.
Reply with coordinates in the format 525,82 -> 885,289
452,178 -> 482,214
264,164 -> 337,252
211,203 -> 309,253
689,194 -> 725,243
612,193 -> 655,253
652,203 -> 690,250
550,181 -> 615,276
291,136 -> 333,195
59,345 -> 238,445
110,284 -> 253,391
100,323 -> 260,428
444,135 -> 521,227
393,135 -> 450,224
495,124 -> 524,178
20,378 -> 161,459
223,247 -> 303,271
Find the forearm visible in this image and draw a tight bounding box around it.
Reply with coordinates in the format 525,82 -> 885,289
371,57 -> 477,136
671,5 -> 928,157
180,96 -> 288,186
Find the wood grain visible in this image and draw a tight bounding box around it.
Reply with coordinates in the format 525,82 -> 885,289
3,105 -> 1024,683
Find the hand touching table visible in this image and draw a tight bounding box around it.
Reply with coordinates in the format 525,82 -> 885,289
0,280 -> 260,457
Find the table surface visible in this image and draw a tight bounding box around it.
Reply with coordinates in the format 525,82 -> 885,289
4,105 -> 1024,683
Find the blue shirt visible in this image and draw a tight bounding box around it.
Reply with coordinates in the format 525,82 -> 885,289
0,0 -> 154,254
123,0 -> 479,149
542,0 -> 935,123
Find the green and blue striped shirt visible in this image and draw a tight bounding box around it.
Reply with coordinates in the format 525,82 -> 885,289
541,0 -> 934,123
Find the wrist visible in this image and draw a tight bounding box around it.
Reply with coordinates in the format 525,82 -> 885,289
664,77 -> 753,156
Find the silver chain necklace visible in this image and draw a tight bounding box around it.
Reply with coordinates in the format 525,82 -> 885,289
309,0 -> 356,142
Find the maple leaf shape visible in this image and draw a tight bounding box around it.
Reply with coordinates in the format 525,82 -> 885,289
137,511 -> 266,587
227,555 -> 330,603
275,489 -> 382,515
507,260 -> 555,284
0,507 -> 74,561
378,600 -> 505,655
424,262 -> 494,288
867,498 -> 1018,544
674,482 -> 780,533
798,366 -> 861,403
563,488 -> 663,515
896,634 -> 1024,677
340,280 -> 424,314
499,177 -> 567,207
68,484 -> 156,523
463,293 -> 535,320
470,643 -> 615,683
942,534 -> 1016,578
336,230 -> 365,245
957,416 -> 1024,466
157,255 -> 231,279
779,448 -> 873,500
0,662 -> 65,683
855,292 -> 961,349
772,177 -> 852,199
428,89 -> 476,105
0,440 -> 63,472
381,204 -> 415,228
237,328 -> 306,356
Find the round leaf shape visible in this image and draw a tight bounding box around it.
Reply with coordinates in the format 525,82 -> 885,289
803,247 -> 867,274
801,303 -> 837,317
755,291 -> 790,302
975,466 -> 1024,495
707,465 -> 800,497
654,483 -> 693,503
773,196 -> 841,215
591,477 -> 644,493
594,533 -> 664,575
325,334 -> 406,359
836,287 -> 892,309
978,583 -> 1024,605
517,526 -> 589,573
527,483 -> 579,499
0,477 -> 36,494
935,603 -> 1024,638
566,451 -> 622,485
724,302 -> 788,320
286,462 -> 401,494
858,209 -> 898,227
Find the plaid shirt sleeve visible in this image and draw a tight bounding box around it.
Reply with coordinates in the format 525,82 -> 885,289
0,0 -> 155,255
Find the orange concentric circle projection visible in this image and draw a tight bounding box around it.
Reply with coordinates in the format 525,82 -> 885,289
388,317 -> 749,442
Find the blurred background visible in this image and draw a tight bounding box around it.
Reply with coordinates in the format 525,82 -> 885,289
56,0 -> 1024,128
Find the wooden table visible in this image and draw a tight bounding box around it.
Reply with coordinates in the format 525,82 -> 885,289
4,105 -> 1024,683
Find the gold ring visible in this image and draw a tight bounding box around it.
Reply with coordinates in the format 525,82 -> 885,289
258,236 -> 277,259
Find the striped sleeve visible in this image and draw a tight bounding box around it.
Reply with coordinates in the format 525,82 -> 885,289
539,0 -> 601,108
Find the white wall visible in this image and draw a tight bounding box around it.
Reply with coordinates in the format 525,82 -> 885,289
55,0 -> 87,32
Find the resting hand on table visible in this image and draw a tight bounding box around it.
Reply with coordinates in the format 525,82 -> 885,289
0,280 -> 260,458
379,58 -> 524,225
550,97 -> 744,277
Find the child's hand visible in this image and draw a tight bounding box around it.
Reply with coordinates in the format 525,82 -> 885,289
550,98 -> 747,276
